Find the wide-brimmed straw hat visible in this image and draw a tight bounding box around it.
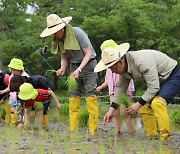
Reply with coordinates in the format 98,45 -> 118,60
40,14 -> 72,37
94,43 -> 130,72
18,83 -> 38,100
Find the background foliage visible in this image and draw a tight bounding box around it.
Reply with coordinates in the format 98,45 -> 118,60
0,0 -> 179,90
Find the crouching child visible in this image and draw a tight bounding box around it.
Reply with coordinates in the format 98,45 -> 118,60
14,82 -> 61,130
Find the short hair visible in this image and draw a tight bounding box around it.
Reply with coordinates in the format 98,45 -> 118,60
10,75 -> 27,92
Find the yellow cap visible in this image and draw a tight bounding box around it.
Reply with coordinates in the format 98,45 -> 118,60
8,58 -> 24,70
100,39 -> 118,51
18,83 -> 38,100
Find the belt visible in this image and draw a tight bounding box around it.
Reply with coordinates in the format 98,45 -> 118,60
71,57 -> 96,66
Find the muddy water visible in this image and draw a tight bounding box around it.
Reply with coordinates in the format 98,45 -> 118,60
0,105 -> 180,154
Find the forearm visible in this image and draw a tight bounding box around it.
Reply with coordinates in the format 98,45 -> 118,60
100,81 -> 108,89
0,87 -> 10,94
60,53 -> 68,70
48,90 -> 60,106
78,46 -> 91,70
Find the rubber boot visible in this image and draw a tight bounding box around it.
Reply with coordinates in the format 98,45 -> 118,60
43,114 -> 48,128
139,105 -> 158,137
5,101 -> 11,124
86,95 -> 99,135
69,96 -> 81,131
151,96 -> 170,140
10,109 -> 17,126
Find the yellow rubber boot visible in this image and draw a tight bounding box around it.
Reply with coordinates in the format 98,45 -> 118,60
69,96 -> 81,131
5,101 -> 11,124
86,95 -> 99,135
43,114 -> 48,128
10,109 -> 17,126
139,105 -> 158,137
151,96 -> 170,140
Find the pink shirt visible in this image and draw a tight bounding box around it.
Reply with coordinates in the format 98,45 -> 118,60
105,68 -> 135,96
9,71 -> 29,104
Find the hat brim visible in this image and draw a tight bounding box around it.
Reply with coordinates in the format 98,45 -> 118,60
18,89 -> 38,100
94,59 -> 118,72
40,16 -> 72,37
8,64 -> 24,71
94,43 -> 130,72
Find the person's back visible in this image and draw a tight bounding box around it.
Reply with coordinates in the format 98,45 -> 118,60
28,75 -> 54,91
127,50 -> 177,82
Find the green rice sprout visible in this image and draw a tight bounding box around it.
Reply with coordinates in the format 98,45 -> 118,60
118,94 -> 131,108
35,102 -> 43,111
65,76 -> 77,94
45,69 -> 56,77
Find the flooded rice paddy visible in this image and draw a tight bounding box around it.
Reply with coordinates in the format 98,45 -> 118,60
0,104 -> 179,154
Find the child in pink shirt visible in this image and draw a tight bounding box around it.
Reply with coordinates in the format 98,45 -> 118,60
0,58 -> 29,125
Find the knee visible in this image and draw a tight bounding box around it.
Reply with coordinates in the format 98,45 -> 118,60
151,96 -> 167,109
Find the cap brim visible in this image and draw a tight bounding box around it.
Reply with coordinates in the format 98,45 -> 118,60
40,16 -> 72,37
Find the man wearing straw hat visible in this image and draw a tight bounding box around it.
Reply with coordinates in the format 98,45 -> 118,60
94,41 -> 180,140
40,14 -> 98,135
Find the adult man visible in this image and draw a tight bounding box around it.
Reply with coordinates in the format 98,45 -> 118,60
40,14 -> 98,134
94,42 -> 179,140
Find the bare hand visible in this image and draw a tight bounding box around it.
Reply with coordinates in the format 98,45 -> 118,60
127,102 -> 142,115
70,69 -> 80,79
96,86 -> 102,93
103,107 -> 115,123
56,68 -> 65,76
0,90 -> 5,95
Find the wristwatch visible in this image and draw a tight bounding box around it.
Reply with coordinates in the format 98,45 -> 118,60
77,67 -> 82,72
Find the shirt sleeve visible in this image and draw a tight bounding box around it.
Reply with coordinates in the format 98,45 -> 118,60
137,57 -> 160,105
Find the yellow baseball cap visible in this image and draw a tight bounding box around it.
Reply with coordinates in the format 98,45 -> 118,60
18,83 -> 38,100
8,58 -> 24,70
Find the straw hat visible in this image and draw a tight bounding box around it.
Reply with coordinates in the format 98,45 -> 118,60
40,14 -> 72,37
8,58 -> 24,70
18,83 -> 38,100
94,43 -> 130,72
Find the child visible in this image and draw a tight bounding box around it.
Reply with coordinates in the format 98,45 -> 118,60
0,70 -> 11,123
0,58 -> 29,125
15,82 -> 61,130
96,40 -> 135,134
10,75 -> 55,128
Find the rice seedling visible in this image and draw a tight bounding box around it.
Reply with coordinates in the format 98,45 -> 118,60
107,134 -> 113,149
65,76 -> 77,94
117,94 -> 131,108
117,142 -> 123,154
59,103 -> 69,115
170,110 -> 180,124
79,108 -> 89,127
99,142 -> 106,154
45,69 -> 56,77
